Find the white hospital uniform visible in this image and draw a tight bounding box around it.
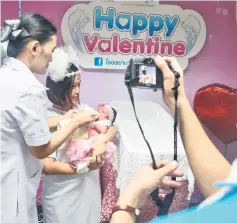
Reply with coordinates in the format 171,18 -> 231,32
42,104 -> 101,223
0,57 -> 51,223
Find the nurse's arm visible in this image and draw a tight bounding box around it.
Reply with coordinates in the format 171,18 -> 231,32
48,116 -> 65,130
30,119 -> 85,159
13,90 -> 79,159
48,110 -> 75,130
14,89 -> 97,159
43,158 -> 76,175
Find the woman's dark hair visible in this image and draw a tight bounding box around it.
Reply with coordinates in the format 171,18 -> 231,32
111,107 -> 117,124
8,13 -> 57,58
46,63 -> 79,106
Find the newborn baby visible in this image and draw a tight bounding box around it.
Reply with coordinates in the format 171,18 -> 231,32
60,103 -> 117,174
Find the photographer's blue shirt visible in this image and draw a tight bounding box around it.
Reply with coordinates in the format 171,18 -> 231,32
149,159 -> 237,223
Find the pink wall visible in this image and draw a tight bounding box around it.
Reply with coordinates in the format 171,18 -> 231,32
1,1 -> 237,202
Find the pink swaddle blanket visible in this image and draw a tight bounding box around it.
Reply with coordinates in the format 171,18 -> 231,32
57,108 -> 117,174
66,133 -> 117,172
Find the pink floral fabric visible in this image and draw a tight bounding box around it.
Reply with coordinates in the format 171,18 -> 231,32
100,165 -> 190,223
66,127 -> 117,170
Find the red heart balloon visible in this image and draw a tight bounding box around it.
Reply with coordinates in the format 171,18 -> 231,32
194,83 -> 237,145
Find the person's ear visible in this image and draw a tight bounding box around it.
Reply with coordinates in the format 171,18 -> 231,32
28,40 -> 41,56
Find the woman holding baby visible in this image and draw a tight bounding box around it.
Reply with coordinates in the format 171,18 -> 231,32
42,46 -> 117,223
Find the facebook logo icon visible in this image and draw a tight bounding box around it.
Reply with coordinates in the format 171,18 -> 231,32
94,57 -> 103,66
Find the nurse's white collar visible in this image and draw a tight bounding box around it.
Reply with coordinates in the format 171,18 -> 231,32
3,57 -> 48,90
3,57 -> 33,73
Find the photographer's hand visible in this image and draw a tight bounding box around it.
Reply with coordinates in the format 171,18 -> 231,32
110,160 -> 183,223
154,56 -> 187,114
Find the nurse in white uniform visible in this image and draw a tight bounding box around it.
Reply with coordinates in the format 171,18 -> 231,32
42,46 -> 117,223
0,14 -> 98,223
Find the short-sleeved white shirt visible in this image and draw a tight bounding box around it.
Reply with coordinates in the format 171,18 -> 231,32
0,57 -> 51,223
42,104 -> 101,223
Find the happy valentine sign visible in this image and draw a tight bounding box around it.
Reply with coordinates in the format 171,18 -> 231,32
61,2 -> 206,70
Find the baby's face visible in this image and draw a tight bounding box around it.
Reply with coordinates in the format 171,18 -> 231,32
97,105 -> 109,120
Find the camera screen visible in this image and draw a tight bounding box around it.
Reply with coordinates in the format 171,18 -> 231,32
138,65 -> 156,86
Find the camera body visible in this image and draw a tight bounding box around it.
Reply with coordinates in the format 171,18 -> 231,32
125,57 -> 164,89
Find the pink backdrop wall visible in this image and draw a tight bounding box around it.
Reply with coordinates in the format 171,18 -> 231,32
1,1 -> 237,203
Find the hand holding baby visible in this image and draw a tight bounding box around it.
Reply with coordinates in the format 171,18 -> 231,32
92,134 -> 107,163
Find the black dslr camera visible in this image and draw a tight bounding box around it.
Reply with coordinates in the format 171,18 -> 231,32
125,57 -> 164,89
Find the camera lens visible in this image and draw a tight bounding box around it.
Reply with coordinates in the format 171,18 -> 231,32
146,57 -> 153,64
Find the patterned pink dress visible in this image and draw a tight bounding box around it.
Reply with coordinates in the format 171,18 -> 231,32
66,127 -> 117,171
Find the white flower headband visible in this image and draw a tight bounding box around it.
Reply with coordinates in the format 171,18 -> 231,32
47,45 -> 81,82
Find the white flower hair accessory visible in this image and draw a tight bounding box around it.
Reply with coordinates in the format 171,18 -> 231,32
47,45 -> 81,82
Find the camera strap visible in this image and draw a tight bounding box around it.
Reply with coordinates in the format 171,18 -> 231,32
126,67 -> 180,216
